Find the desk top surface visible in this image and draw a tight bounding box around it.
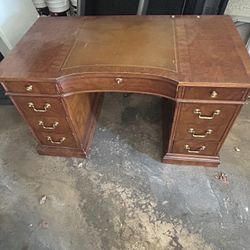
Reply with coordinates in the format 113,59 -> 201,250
0,15 -> 250,87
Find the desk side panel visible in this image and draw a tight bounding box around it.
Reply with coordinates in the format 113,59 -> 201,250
62,92 -> 104,154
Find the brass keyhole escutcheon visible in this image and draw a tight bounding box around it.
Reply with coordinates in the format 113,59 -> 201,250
210,91 -> 218,98
115,77 -> 123,84
26,85 -> 33,92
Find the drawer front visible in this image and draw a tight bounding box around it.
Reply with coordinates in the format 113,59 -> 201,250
172,140 -> 218,156
183,87 -> 247,101
174,123 -> 227,141
61,76 -> 177,99
12,96 -> 65,117
36,132 -> 78,148
178,103 -> 238,126
3,81 -> 58,95
28,116 -> 72,134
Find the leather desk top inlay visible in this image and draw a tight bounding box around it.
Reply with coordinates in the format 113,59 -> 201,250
63,16 -> 177,72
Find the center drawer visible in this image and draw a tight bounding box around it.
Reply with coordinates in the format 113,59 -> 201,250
60,76 -> 177,99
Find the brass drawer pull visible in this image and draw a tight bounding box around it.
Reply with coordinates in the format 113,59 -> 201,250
47,136 -> 66,144
194,109 -> 220,120
184,144 -> 206,154
188,128 -> 213,138
210,91 -> 218,98
115,77 -> 123,84
28,102 -> 51,112
39,121 -> 59,130
25,85 -> 33,92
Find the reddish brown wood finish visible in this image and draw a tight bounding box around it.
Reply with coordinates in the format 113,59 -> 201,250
28,116 -> 72,134
177,103 -> 238,125
37,132 -> 78,147
59,75 -> 177,99
2,81 -> 58,95
62,92 -> 104,151
37,145 -> 87,157
183,87 -> 246,101
12,96 -> 66,117
172,140 -> 219,155
0,16 -> 250,166
174,123 -> 229,141
163,153 -> 220,167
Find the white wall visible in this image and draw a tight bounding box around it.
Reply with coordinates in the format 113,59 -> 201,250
0,0 -> 39,56
225,0 -> 250,54
225,0 -> 250,23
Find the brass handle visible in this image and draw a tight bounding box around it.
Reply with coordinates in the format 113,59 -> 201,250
115,77 -> 123,84
26,85 -> 33,92
188,128 -> 213,138
194,109 -> 220,120
184,144 -> 206,154
210,91 -> 218,98
47,136 -> 66,144
39,121 -> 59,130
28,102 -> 51,112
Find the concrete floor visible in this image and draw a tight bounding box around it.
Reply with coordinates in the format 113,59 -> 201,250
0,93 -> 250,250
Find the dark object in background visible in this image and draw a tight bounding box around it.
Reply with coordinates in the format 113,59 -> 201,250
50,10 -> 69,16
0,52 -> 12,105
186,0 -> 229,15
81,0 -> 228,15
36,6 -> 50,16
85,0 -> 139,15
147,0 -> 229,14
147,0 -> 186,15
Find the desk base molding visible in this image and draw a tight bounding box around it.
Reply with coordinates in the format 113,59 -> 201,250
37,145 -> 87,158
163,153 -> 220,167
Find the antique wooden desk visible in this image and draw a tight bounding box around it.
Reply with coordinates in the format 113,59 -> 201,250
0,16 -> 250,167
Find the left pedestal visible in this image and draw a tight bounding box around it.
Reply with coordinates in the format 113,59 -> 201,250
2,81 -> 103,158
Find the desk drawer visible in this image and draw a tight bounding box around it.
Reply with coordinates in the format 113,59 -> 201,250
177,103 -> 238,126
183,87 -> 246,101
36,132 -> 78,148
12,96 -> 65,117
61,76 -> 177,99
174,123 -> 228,141
172,140 -> 218,156
3,81 -> 58,95
28,116 -> 72,134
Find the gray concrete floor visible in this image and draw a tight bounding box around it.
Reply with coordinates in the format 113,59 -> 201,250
0,93 -> 250,250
